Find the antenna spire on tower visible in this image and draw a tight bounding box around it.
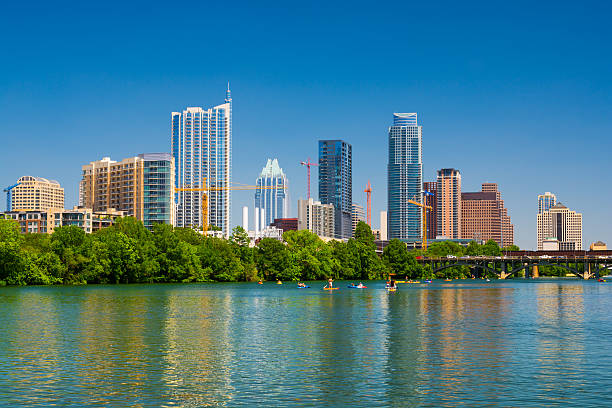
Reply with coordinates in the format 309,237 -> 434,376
225,82 -> 232,102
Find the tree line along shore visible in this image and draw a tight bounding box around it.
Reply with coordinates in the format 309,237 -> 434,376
1,217 -> 577,287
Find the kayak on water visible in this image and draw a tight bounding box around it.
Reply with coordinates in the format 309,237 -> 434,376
297,285 -> 311,288
386,286 -> 397,291
347,283 -> 367,289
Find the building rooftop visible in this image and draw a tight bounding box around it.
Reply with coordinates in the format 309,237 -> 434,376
259,158 -> 286,178
17,176 -> 60,185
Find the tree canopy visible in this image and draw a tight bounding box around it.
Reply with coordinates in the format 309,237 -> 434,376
0,217 -> 527,286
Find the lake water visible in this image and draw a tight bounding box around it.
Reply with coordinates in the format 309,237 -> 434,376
1,280 -> 612,407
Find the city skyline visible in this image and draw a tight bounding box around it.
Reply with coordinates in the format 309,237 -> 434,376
1,1 -> 611,249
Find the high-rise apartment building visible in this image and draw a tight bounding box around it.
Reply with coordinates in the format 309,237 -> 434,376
537,202 -> 582,250
297,198 -> 335,239
81,153 -> 175,230
172,87 -> 232,237
319,140 -> 352,239
351,203 -> 365,237
461,183 -> 514,247
538,192 -> 557,214
254,158 -> 289,229
423,181 -> 437,240
6,176 -> 64,211
388,113 -> 422,240
436,168 -> 461,239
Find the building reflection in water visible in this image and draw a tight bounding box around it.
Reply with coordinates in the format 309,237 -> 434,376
384,284 -> 514,406
532,283 -> 586,403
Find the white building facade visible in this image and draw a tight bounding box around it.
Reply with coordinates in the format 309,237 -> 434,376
537,202 -> 582,250
297,198 -> 334,239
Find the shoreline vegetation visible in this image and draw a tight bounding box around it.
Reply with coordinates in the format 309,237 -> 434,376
1,217 -> 578,287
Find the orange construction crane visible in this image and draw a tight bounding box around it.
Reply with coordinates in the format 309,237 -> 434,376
300,158 -> 318,199
176,178 -> 277,232
408,192 -> 433,250
364,181 -> 372,226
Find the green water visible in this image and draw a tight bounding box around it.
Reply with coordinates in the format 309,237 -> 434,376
1,280 -> 612,407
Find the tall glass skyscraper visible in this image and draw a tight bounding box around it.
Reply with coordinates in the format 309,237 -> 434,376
172,87 -> 232,237
254,158 -> 289,228
319,140 -> 352,239
388,113 -> 422,240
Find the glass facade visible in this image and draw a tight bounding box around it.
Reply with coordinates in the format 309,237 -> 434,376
141,153 -> 173,230
254,159 -> 289,228
388,113 -> 422,240
318,140 -> 352,239
172,88 -> 232,237
538,192 -> 557,214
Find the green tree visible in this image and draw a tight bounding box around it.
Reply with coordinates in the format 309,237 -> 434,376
0,219 -> 26,285
153,224 -> 203,282
502,244 -> 520,252
198,237 -> 242,281
382,239 -> 418,278
354,221 -> 375,248
256,238 -> 291,281
482,240 -> 501,256
50,226 -> 91,284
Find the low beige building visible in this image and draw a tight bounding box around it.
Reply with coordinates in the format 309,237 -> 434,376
590,241 -> 607,251
8,176 -> 64,211
2,207 -> 124,234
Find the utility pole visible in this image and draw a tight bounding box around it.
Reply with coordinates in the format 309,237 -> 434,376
300,158 -> 318,199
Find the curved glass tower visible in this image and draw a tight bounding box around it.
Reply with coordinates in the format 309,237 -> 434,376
388,113 -> 422,240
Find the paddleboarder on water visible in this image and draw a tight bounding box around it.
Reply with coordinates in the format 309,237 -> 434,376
327,277 -> 333,289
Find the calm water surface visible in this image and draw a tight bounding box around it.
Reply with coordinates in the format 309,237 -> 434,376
1,280 -> 612,407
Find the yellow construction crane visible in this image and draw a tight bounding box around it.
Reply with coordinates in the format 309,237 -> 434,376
408,192 -> 434,250
175,178 -> 278,232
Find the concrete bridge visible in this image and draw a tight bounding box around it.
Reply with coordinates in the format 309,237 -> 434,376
417,251 -> 612,280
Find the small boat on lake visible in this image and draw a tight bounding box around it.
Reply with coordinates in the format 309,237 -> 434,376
347,283 -> 367,289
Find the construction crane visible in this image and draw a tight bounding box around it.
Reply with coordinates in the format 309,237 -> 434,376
408,191 -> 434,250
3,183 -> 20,210
364,181 -> 372,226
175,179 -> 277,232
300,158 -> 318,199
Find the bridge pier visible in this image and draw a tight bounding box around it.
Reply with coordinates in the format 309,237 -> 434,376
532,265 -> 539,278
500,262 -> 509,279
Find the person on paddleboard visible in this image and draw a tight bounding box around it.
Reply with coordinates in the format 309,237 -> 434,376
327,278 -> 333,288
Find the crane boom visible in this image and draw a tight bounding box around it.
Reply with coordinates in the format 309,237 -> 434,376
176,178 -> 278,232
408,195 -> 433,250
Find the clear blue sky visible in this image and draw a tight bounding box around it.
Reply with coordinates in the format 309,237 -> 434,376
1,0 -> 611,249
